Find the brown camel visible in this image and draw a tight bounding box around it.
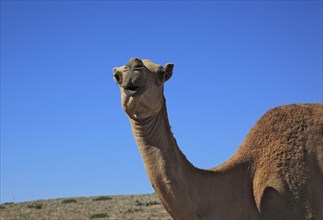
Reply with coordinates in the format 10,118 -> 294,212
113,58 -> 323,220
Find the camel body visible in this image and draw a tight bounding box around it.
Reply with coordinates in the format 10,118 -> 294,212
113,58 -> 323,220
213,103 -> 323,220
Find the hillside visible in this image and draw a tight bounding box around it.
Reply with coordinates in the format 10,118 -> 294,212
0,193 -> 172,220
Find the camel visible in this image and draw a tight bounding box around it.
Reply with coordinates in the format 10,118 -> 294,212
113,58 -> 323,220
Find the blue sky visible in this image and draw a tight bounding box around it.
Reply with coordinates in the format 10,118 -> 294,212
1,1 -> 322,203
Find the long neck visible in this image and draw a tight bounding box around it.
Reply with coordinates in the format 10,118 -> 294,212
130,98 -> 194,191
129,98 -> 257,220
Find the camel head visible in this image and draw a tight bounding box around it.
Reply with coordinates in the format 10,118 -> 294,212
113,58 -> 174,120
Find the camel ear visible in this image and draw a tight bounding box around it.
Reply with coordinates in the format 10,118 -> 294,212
164,63 -> 174,82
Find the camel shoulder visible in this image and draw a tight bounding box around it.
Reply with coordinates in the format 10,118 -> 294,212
210,104 -> 323,218
249,104 -> 323,217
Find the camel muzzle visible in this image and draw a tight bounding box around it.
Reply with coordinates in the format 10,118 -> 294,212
121,74 -> 146,96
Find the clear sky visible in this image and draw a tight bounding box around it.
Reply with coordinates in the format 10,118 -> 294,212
1,0 -> 322,203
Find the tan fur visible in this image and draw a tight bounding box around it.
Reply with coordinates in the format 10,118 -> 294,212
113,58 -> 323,220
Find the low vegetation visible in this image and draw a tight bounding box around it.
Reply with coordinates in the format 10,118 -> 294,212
27,203 -> 43,209
89,213 -> 109,219
61,198 -> 78,204
0,193 -> 171,220
92,196 -> 112,202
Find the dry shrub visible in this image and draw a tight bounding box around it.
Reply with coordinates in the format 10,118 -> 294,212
92,196 -> 112,202
89,213 -> 109,219
61,198 -> 77,204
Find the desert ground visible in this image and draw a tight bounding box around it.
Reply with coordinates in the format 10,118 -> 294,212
0,193 -> 172,220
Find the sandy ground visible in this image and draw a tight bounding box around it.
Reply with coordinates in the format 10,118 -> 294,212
0,193 -> 172,220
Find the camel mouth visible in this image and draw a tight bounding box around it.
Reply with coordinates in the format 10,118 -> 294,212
123,84 -> 145,96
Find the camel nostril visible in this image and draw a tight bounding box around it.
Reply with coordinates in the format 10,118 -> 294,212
114,73 -> 122,84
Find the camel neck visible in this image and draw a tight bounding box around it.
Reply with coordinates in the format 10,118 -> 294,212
130,97 -> 193,172
130,98 -> 176,150
129,97 -> 197,217
129,98 -> 257,219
